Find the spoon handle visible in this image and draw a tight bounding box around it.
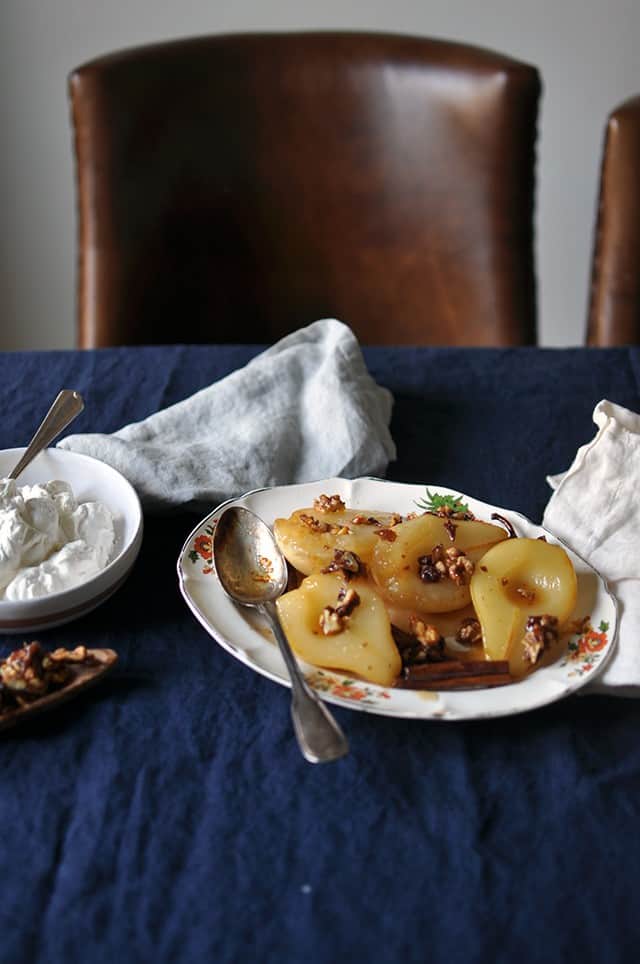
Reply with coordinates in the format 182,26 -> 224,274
262,602 -> 349,764
8,390 -> 85,480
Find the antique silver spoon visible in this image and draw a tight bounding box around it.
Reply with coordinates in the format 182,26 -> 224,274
8,390 -> 85,479
213,505 -> 349,764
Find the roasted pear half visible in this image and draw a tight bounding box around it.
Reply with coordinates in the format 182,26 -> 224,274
370,514 -> 508,613
273,506 -> 401,576
470,537 -> 578,675
275,572 -> 401,687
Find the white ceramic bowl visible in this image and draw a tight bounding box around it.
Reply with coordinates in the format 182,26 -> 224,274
0,447 -> 143,633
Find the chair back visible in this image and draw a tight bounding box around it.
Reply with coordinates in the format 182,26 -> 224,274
587,95 -> 640,346
69,32 -> 541,347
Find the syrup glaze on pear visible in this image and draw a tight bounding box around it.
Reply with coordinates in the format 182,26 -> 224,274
275,572 -> 401,687
273,507 -> 401,576
370,513 -> 508,613
470,537 -> 578,676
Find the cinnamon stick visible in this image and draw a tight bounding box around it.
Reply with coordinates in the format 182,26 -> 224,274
397,659 -> 512,691
397,673 -> 513,690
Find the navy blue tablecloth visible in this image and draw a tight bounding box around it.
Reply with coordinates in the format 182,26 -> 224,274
0,345 -> 639,964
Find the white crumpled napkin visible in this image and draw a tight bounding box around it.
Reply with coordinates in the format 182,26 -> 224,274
58,319 -> 396,514
543,399 -> 640,695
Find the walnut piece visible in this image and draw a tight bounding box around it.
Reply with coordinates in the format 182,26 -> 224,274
1,642 -> 50,695
321,549 -> 363,579
375,528 -> 397,542
318,588 -> 361,635
418,544 -> 474,585
299,513 -> 333,533
522,615 -> 559,664
0,642 -> 97,712
400,617 -> 446,665
351,514 -> 381,526
445,551 -> 475,586
336,587 -> 360,617
49,645 -> 88,663
411,618 -> 442,647
456,617 -> 482,647
313,494 -> 346,514
444,519 -> 457,542
319,608 -> 344,636
431,505 -> 476,521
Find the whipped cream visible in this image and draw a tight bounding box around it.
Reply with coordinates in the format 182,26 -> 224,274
0,478 -> 115,601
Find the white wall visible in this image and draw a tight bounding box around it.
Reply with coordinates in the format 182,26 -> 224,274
1,0 -> 639,350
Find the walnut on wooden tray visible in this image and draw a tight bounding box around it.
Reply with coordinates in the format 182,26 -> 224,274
0,641 -> 117,730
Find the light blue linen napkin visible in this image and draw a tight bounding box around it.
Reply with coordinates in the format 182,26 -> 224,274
58,320 -> 396,513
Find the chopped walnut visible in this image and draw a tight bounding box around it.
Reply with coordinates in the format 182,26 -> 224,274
318,608 -> 344,636
0,642 -> 97,712
443,547 -> 474,586
401,617 -> 446,665
296,514 -> 347,536
352,514 -> 381,526
299,513 -> 332,533
375,528 -> 397,542
336,587 -> 360,617
432,506 -> 476,521
1,642 -> 50,696
456,618 -> 483,647
318,588 -> 361,635
444,519 -> 457,541
49,645 -> 88,663
418,544 -> 474,585
313,494 -> 346,514
321,549 -> 363,579
522,615 -> 559,665
411,618 -> 442,647
417,550 -> 443,582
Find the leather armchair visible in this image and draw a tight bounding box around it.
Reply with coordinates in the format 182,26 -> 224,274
69,32 -> 541,347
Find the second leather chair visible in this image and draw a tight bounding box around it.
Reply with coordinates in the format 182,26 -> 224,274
587,95 -> 640,346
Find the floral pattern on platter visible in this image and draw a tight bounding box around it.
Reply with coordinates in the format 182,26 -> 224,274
188,523 -> 215,575
561,619 -> 610,676
305,669 -> 392,705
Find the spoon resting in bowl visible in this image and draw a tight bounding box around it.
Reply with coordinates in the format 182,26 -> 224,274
8,389 -> 85,480
213,505 -> 349,764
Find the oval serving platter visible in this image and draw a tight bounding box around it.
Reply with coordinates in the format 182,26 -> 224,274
177,477 -> 617,721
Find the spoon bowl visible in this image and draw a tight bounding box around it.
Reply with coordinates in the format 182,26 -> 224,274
213,505 -> 349,764
213,507 -> 288,605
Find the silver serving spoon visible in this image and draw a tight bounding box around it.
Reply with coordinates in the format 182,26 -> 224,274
213,505 -> 349,764
8,390 -> 85,480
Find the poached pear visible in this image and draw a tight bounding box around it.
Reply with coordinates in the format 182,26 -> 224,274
470,537 -> 578,676
273,506 -> 401,576
275,572 -> 401,687
370,513 -> 508,613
